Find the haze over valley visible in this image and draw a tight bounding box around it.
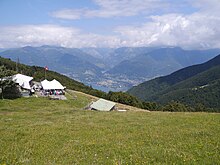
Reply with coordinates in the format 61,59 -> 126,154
1,46 -> 219,91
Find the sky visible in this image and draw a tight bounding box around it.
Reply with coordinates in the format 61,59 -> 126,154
0,0 -> 220,49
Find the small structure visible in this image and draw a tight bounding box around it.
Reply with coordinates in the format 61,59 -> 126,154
40,79 -> 66,100
41,79 -> 65,90
12,74 -> 33,90
12,74 -> 33,97
90,99 -> 116,111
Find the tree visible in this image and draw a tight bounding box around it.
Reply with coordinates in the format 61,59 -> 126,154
194,103 -> 207,112
142,102 -> 159,110
107,91 -> 143,108
0,66 -> 19,99
162,101 -> 189,112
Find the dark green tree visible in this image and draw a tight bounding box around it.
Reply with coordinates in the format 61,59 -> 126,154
107,91 -> 143,108
142,102 -> 159,110
162,101 -> 189,112
0,66 -> 19,99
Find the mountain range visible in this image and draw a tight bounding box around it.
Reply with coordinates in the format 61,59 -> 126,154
0,46 -> 220,91
128,54 -> 220,108
107,47 -> 220,79
0,46 -> 104,83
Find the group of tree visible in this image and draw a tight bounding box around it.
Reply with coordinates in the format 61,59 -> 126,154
161,101 -> 219,112
0,65 -> 20,99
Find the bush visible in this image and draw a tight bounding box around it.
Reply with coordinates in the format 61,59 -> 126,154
1,85 -> 21,99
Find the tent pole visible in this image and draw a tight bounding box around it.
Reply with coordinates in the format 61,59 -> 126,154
45,69 -> 46,79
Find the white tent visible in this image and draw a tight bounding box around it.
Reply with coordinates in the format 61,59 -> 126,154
40,79 -> 51,90
12,74 -> 33,90
90,99 -> 116,111
51,79 -> 65,90
41,79 -> 65,90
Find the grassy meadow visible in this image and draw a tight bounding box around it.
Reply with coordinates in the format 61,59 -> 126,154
0,92 -> 219,164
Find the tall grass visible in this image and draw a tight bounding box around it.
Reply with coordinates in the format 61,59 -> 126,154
0,97 -> 219,164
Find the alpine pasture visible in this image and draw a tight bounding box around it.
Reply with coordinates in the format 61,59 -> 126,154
0,91 -> 219,164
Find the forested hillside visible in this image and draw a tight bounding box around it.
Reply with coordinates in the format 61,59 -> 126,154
128,54 -> 220,109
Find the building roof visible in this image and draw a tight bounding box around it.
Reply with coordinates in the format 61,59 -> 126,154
12,74 -> 33,90
90,99 -> 116,111
41,79 -> 65,90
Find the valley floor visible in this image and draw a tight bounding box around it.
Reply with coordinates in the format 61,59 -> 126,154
0,92 -> 219,164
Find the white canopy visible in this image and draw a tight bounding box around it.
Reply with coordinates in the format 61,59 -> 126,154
12,74 -> 33,90
51,79 -> 65,89
41,79 -> 65,90
41,79 -> 51,90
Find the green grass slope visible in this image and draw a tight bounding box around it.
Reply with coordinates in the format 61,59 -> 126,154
0,96 -> 219,164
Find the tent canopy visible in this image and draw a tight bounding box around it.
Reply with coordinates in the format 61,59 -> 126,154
12,74 -> 33,90
41,79 -> 65,90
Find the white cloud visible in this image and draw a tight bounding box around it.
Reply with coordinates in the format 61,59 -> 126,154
1,0 -> 220,49
114,7 -> 220,49
0,25 -> 77,48
90,0 -> 168,17
191,0 -> 220,12
1,10 -> 220,50
0,24 -> 121,48
50,9 -> 84,20
51,0 -> 169,19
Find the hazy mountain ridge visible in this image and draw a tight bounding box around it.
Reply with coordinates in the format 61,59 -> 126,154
128,54 -> 220,108
108,47 -> 220,79
0,46 -> 105,83
104,47 -> 157,67
1,46 -> 220,91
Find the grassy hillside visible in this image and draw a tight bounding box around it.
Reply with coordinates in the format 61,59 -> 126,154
0,95 -> 219,164
128,54 -> 220,109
